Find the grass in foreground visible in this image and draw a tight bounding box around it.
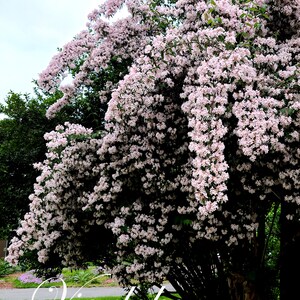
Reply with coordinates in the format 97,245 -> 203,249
63,296 -> 179,300
65,298 -> 120,300
5,267 -> 119,288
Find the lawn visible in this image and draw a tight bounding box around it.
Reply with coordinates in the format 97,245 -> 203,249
64,298 -> 121,300
1,265 -> 119,289
63,297 -> 178,300
66,295 -> 180,300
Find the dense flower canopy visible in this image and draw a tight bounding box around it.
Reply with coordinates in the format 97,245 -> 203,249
6,0 -> 300,294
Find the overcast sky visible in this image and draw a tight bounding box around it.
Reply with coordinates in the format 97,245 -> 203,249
0,0 -> 103,103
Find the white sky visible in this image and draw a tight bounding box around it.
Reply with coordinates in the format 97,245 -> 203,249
0,0 -> 103,103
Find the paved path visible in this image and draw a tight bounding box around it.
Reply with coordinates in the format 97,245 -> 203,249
0,284 -> 175,300
0,286 -> 126,300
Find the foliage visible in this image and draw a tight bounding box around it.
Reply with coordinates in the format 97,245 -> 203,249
0,85 -> 113,239
0,93 -> 56,239
264,203 -> 280,299
0,258 -> 19,277
6,0 -> 300,300
66,269 -> 97,284
0,91 -> 84,239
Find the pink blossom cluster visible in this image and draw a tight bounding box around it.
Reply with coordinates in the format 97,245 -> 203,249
7,0 -> 300,288
6,123 -> 102,267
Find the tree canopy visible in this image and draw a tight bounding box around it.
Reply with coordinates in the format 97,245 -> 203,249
0,93 -> 58,239
6,0 -> 300,299
0,87 -> 105,239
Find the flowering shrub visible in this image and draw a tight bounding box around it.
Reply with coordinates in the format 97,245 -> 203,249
6,0 -> 300,299
18,270 -> 62,284
18,271 -> 43,284
0,258 -> 17,277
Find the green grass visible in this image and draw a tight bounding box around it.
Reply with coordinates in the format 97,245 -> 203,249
6,267 -> 119,288
13,280 -> 61,288
64,298 -> 121,300
62,296 -> 179,300
65,298 -> 120,300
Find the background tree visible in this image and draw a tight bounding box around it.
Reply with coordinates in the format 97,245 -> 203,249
0,92 -> 59,239
0,83 -> 113,239
6,1 -> 299,300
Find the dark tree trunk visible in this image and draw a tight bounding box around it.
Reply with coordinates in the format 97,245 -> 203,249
167,240 -> 231,300
227,272 -> 261,300
280,201 -> 300,300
